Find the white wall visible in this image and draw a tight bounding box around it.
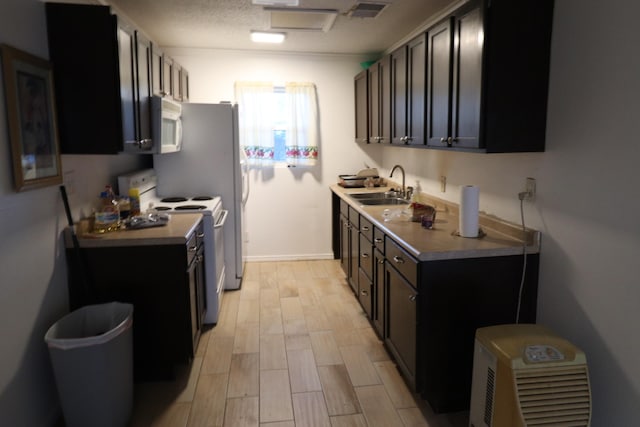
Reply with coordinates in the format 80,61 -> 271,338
170,0 -> 640,424
364,1 -> 640,425
166,48 -> 375,260
0,1 -> 149,425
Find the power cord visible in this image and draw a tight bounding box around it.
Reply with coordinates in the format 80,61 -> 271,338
515,192 -> 528,324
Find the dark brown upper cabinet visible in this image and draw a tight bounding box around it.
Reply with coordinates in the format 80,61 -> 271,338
427,0 -> 554,152
358,0 -> 554,153
368,55 -> 391,144
45,3 -> 154,154
354,69 -> 369,143
391,34 -> 427,146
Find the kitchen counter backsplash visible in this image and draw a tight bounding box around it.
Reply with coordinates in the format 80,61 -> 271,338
332,184 -> 540,262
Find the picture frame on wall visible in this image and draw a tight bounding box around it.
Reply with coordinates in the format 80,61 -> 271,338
1,43 -> 62,192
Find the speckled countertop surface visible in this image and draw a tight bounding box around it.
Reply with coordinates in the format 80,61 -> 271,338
332,185 -> 540,262
65,213 -> 203,248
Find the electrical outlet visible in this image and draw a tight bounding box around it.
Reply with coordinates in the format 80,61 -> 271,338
440,175 -> 447,192
522,177 -> 536,201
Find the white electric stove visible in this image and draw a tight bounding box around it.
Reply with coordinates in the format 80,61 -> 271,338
118,169 -> 227,324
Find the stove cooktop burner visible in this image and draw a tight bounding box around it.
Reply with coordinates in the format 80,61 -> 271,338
191,196 -> 214,201
161,197 -> 188,203
174,205 -> 207,210
155,206 -> 172,211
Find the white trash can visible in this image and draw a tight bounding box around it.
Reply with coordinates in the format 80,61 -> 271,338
45,302 -> 134,427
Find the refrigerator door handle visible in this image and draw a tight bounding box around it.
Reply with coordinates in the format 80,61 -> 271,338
242,168 -> 250,205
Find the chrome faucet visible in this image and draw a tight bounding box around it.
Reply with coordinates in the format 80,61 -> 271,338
389,165 -> 406,199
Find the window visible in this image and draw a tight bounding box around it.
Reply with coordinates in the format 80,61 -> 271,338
235,82 -> 319,166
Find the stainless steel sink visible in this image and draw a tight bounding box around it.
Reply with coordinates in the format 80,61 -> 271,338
348,191 -> 400,200
348,192 -> 409,205
357,198 -> 410,206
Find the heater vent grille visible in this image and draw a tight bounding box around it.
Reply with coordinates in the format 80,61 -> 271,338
349,2 -> 388,18
515,366 -> 591,426
484,366 -> 495,425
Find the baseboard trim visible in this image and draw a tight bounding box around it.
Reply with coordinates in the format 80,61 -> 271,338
246,253 -> 335,262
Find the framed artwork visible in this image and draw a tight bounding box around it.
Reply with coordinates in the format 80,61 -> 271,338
1,44 -> 62,191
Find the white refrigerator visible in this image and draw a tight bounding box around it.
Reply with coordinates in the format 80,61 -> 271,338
154,102 -> 248,290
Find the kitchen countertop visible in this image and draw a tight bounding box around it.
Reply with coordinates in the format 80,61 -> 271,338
332,184 -> 540,262
64,213 -> 203,248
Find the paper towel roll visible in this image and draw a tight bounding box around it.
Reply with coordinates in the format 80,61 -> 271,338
459,185 -> 479,238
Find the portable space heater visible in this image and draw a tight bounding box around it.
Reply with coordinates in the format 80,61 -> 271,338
469,324 -> 591,427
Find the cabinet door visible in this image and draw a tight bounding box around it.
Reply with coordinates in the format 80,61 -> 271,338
358,268 -> 373,318
180,67 -> 190,102
373,249 -> 385,337
427,18 -> 453,147
451,5 -> 483,148
368,63 -> 380,143
354,70 -> 369,143
386,265 -> 417,387
339,213 -> 349,277
379,55 -> 391,144
135,31 -> 152,146
117,22 -> 137,147
151,43 -> 164,96
163,55 -> 173,98
187,258 -> 198,356
369,56 -> 391,144
391,45 -> 407,145
172,61 -> 182,101
407,34 -> 426,146
348,208 -> 360,294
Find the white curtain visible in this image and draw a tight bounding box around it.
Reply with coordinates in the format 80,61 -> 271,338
284,82 -> 319,166
234,82 -> 275,165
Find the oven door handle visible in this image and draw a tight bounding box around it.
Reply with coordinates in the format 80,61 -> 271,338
214,210 -> 229,228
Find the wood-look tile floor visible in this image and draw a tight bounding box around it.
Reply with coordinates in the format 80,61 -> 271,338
129,260 -> 469,427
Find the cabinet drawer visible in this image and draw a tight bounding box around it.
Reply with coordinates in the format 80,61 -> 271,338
340,199 -> 349,217
373,228 -> 385,253
360,216 -> 373,241
385,237 -> 418,285
359,233 -> 373,280
348,206 -> 360,230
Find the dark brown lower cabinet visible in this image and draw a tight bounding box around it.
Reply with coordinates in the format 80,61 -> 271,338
331,193 -> 538,413
385,263 -> 418,389
65,231 -> 205,381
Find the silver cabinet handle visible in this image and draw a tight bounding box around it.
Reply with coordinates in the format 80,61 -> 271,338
393,255 -> 404,264
374,238 -> 383,243
361,290 -> 369,296
189,245 -> 197,252
409,295 -> 416,302
197,232 -> 205,238
377,259 -> 385,264
440,137 -> 447,144
362,253 -> 370,259
362,226 -> 370,231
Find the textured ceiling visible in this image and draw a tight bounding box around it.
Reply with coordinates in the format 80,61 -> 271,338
106,0 -> 458,55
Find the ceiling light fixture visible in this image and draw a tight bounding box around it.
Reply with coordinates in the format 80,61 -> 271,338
250,31 -> 287,43
252,0 -> 299,6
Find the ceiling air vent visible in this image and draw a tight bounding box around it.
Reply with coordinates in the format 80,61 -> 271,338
349,2 -> 389,19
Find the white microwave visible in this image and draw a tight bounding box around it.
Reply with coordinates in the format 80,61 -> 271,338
151,96 -> 183,154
